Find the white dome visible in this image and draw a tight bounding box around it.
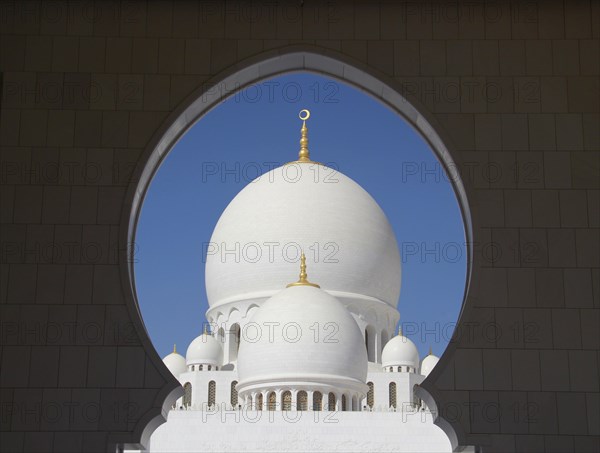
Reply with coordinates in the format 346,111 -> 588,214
420,353 -> 440,377
205,162 -> 401,310
186,333 -> 223,366
381,334 -> 420,369
237,285 -> 367,387
162,350 -> 186,378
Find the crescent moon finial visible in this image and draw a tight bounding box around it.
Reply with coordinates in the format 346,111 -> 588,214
299,109 -> 310,121
298,109 -> 311,161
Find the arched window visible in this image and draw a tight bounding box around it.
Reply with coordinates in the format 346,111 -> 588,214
248,394 -> 253,409
282,391 -> 291,411
341,394 -> 347,411
328,393 -> 336,411
367,382 -> 374,409
229,324 -> 241,362
183,382 -> 192,407
191,365 -> 195,371
208,381 -> 216,407
257,393 -> 263,411
297,391 -> 308,411
200,364 -> 203,371
381,330 -> 389,348
313,391 -> 322,411
365,325 -> 376,362
268,391 -> 276,411
208,365 -> 211,371
389,382 -> 397,409
230,381 -> 238,407
397,366 -> 400,372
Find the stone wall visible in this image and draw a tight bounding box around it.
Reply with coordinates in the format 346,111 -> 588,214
1,1 -> 598,451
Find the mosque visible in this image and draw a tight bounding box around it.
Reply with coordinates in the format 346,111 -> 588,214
148,110 -> 454,452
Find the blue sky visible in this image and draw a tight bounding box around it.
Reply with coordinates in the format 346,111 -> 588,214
135,72 -> 466,360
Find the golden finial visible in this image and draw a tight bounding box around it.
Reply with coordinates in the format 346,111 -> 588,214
287,252 -> 320,288
203,324 -> 209,335
173,344 -> 177,353
286,109 -> 322,166
398,326 -> 402,336
298,109 -> 311,162
428,346 -> 432,356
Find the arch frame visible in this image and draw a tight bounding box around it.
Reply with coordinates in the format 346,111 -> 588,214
120,44 -> 480,451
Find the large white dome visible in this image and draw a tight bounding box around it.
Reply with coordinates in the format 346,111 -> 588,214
186,333 -> 223,366
205,162 -> 401,310
381,334 -> 420,369
237,285 -> 368,387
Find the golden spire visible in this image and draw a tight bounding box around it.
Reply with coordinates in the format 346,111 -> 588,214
286,109 -> 322,165
173,344 -> 177,353
298,109 -> 311,162
398,326 -> 402,336
203,324 -> 209,335
287,252 -> 320,288
428,346 -> 432,356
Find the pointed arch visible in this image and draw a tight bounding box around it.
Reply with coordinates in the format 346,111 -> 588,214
124,48 -> 471,452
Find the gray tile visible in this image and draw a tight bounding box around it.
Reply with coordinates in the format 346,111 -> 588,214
69,187 -> 98,224
511,350 -> 540,391
419,40 -> 445,75
557,392 -> 587,434
472,40 -> 499,75
551,309 -> 582,349
483,349 -> 512,390
559,190 -> 588,227
568,350 -> 599,392
527,392 -> 558,434
507,268 -> 536,307
547,229 -> 577,268
13,186 -> 42,223
540,350 -> 570,391
564,269 -> 594,308
505,190 -> 532,227
544,152 -> 572,189
454,349 -> 483,390
58,346 -> 88,387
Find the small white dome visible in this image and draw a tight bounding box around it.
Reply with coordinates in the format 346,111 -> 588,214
237,285 -> 367,388
186,333 -> 223,366
163,350 -> 186,378
381,334 -> 420,369
420,353 -> 440,377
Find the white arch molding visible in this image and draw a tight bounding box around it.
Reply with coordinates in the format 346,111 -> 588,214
119,46 -> 478,451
